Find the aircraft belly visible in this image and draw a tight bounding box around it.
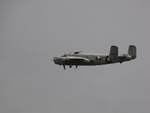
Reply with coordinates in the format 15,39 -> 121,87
62,60 -> 97,66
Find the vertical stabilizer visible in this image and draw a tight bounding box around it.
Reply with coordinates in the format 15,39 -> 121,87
109,46 -> 118,58
128,45 -> 136,59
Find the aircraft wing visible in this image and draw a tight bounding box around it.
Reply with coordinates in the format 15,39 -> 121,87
62,56 -> 90,62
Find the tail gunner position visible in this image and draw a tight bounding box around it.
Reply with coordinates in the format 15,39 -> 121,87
53,45 -> 136,70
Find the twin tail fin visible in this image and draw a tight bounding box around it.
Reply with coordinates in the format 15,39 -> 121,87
128,45 -> 136,59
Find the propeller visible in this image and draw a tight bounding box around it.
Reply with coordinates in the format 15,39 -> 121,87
75,65 -> 78,69
63,65 -> 66,70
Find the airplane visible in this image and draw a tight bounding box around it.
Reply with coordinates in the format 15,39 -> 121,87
53,45 -> 136,70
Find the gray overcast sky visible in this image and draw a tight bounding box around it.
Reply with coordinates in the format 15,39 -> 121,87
0,0 -> 150,113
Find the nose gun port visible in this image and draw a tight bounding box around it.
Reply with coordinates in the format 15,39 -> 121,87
53,57 -> 58,64
53,57 -> 63,65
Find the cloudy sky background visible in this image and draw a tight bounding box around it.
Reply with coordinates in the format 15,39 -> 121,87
0,0 -> 150,113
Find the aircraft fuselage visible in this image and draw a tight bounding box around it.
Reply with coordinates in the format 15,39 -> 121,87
53,54 -> 132,66
53,45 -> 136,69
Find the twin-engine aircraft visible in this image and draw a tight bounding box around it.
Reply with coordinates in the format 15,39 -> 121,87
53,45 -> 136,70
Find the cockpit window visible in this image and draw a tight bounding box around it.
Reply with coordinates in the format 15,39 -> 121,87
61,54 -> 67,57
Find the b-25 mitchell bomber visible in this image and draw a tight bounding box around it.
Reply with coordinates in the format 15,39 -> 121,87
53,45 -> 136,70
